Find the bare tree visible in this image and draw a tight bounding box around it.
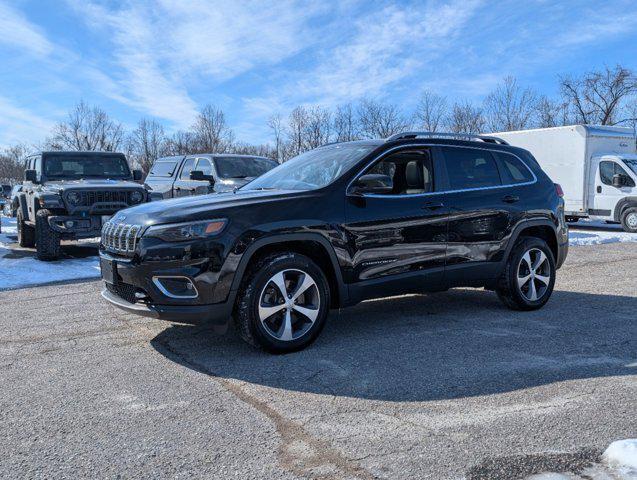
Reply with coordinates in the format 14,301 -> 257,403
286,106 -> 309,158
192,104 -> 234,153
534,96 -> 570,128
413,91 -> 447,132
357,99 -> 409,139
560,65 -> 637,125
0,144 -> 29,183
267,113 -> 285,162
48,100 -> 124,151
448,101 -> 485,134
128,118 -> 168,173
484,76 -> 537,132
333,103 -> 359,142
304,106 -> 331,149
230,142 -> 276,158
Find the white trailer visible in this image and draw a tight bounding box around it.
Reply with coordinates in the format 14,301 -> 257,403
491,125 -> 637,232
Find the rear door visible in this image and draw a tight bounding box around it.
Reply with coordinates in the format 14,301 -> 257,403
344,146 -> 448,298
439,146 -> 526,281
590,157 -> 636,219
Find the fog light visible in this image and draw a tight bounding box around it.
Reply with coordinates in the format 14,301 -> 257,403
152,276 -> 199,299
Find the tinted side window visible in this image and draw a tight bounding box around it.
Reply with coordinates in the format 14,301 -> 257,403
365,149 -> 433,195
495,152 -> 534,184
600,161 -> 636,187
442,147 -> 501,190
180,158 -> 196,180
150,161 -> 178,177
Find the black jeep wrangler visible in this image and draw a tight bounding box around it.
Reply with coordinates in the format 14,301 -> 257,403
17,151 -> 147,260
100,132 -> 569,353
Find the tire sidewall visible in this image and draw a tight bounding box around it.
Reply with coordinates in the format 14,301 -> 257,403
621,207 -> 637,233
247,253 -> 330,353
507,237 -> 556,310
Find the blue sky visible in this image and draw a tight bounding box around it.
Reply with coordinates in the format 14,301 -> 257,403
1,0 -> 637,148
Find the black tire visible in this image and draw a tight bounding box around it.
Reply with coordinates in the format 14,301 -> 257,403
620,207 -> 637,233
496,237 -> 556,311
35,209 -> 61,261
234,252 -> 330,354
17,210 -> 35,248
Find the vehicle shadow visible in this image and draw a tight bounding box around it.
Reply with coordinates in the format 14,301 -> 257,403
0,230 -> 98,260
150,289 -> 636,402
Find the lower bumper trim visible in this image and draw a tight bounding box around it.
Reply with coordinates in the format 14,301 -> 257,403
101,288 -> 232,333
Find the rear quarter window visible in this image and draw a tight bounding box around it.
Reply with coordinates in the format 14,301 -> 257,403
441,147 -> 502,190
149,161 -> 178,177
495,152 -> 534,184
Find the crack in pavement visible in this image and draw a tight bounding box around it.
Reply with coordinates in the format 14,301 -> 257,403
153,335 -> 376,480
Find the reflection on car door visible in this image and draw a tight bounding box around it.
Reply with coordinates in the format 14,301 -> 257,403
344,147 -> 448,301
439,146 -> 523,281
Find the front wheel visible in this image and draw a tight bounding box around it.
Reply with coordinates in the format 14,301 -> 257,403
496,237 -> 556,311
620,207 -> 637,233
35,209 -> 61,261
234,252 -> 330,353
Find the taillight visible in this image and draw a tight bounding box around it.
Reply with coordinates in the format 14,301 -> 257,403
554,183 -> 564,197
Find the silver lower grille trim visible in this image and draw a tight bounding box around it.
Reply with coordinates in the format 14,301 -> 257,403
101,221 -> 141,255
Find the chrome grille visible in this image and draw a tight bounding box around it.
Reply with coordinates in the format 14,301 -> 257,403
101,221 -> 141,255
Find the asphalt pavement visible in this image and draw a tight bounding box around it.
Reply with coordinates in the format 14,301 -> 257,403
1,242 -> 635,479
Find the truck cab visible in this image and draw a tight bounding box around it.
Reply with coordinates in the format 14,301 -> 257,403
144,154 -> 278,201
588,153 -> 637,229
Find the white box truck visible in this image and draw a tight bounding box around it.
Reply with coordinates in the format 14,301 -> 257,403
491,125 -> 637,232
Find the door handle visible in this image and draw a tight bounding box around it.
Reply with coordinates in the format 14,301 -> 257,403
174,187 -> 181,191
422,201 -> 444,210
597,186 -> 602,193
502,195 -> 520,204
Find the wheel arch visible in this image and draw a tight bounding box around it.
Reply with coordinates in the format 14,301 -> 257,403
229,233 -> 348,309
504,219 -> 559,265
613,197 -> 637,222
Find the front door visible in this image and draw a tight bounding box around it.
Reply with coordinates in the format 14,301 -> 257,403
344,147 -> 448,300
590,157 -> 636,219
173,157 -> 197,197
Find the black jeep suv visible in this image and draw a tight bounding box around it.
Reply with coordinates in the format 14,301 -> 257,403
17,151 -> 147,260
100,132 -> 568,353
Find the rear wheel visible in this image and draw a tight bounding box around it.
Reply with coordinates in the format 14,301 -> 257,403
496,237 -> 556,311
620,207 -> 637,233
234,252 -> 330,353
17,210 -> 35,248
35,209 -> 61,261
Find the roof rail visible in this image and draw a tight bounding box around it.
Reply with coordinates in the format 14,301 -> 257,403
386,131 -> 510,146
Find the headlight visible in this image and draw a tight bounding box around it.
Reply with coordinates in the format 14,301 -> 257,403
144,219 -> 227,242
39,195 -> 65,208
67,191 -> 81,205
130,190 -> 144,204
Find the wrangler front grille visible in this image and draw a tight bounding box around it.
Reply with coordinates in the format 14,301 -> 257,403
70,190 -> 132,207
101,221 -> 142,255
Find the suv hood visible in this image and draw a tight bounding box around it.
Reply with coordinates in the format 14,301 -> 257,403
112,189 -> 306,226
43,179 -> 143,193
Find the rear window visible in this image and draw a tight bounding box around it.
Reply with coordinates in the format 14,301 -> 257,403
150,161 -> 178,177
441,147 -> 502,190
495,152 -> 534,184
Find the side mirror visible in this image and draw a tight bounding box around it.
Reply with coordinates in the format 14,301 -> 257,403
133,169 -> 143,182
190,170 -> 215,185
612,174 -> 626,188
351,174 -> 393,195
25,169 -> 37,183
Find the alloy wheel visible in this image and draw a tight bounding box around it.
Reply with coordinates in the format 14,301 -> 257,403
517,248 -> 552,302
258,269 -> 320,342
627,212 -> 637,229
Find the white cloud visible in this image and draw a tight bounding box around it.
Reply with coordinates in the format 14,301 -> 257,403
0,96 -> 55,148
0,2 -> 53,56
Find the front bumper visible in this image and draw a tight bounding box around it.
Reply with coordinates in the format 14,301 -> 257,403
48,215 -> 103,238
101,288 -> 232,333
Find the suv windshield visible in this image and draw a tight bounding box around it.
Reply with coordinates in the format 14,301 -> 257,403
43,154 -> 131,179
242,144 -> 376,191
622,158 -> 637,177
215,156 -> 278,179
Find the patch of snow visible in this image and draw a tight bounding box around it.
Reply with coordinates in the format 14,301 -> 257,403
527,473 -> 573,479
603,439 -> 637,474
0,216 -> 100,291
568,219 -> 637,246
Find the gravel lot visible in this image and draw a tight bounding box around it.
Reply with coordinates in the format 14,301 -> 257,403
1,243 -> 635,479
